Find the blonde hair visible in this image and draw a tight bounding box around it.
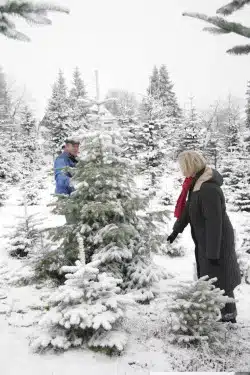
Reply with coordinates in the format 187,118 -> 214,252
178,150 -> 207,177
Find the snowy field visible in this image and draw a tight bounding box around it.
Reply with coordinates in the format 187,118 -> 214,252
0,186 -> 250,375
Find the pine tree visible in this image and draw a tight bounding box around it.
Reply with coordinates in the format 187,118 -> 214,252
236,220 -> 250,284
138,95 -> 169,187
32,255 -> 130,353
68,67 -> 88,131
0,66 -> 10,124
42,70 -> 73,153
244,80 -> 250,153
169,276 -> 233,344
183,1 -> 250,55
179,97 -> 201,152
34,108 -> 165,302
147,66 -> 159,98
0,1 -> 69,42
224,96 -> 241,153
6,207 -> 44,258
158,65 -> 182,118
0,66 -> 19,204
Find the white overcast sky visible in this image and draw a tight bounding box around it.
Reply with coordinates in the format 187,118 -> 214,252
1,0 -> 250,118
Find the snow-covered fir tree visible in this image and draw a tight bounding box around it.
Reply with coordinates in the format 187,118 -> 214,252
245,80 -> 250,130
137,95 -> 170,187
32,253 -> 130,354
105,90 -> 140,162
169,276 -> 233,344
224,96 -> 241,153
41,70 -> 73,154
244,80 -> 250,153
6,205 -> 44,258
236,220 -> 250,284
0,66 -> 20,204
147,66 -> 160,98
158,65 -> 182,119
179,97 -> 201,152
34,107 -> 165,302
68,67 -> 88,131
147,65 -> 182,154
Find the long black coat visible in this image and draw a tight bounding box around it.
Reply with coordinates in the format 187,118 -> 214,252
173,167 -> 241,292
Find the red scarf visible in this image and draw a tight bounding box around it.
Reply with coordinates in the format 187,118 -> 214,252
174,177 -> 193,219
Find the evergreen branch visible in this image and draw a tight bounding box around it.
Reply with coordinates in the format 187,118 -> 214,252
203,27 -> 230,35
183,12 -> 250,39
227,43 -> 250,54
217,0 -> 250,16
0,1 -> 69,41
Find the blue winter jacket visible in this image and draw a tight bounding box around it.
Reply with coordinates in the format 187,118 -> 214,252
54,152 -> 78,195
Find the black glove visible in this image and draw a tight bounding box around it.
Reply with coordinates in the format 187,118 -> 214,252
208,259 -> 220,266
167,231 -> 178,244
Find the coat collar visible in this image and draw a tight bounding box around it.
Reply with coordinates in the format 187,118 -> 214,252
193,166 -> 213,192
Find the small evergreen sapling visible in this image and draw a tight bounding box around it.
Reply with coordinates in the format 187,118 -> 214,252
169,276 -> 234,344
236,222 -> 250,284
32,235 -> 130,354
6,201 -> 43,258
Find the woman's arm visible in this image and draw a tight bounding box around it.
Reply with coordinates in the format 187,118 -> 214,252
173,201 -> 190,234
200,185 -> 223,260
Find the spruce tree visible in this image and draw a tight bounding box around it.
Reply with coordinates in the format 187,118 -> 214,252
32,255 -> 130,353
68,67 -> 88,131
138,95 -> 169,187
158,65 -> 182,118
147,66 -> 159,98
244,81 -> 250,153
33,108 -> 164,302
0,1 -> 69,42
42,70 -> 73,153
183,1 -> 250,55
179,97 -> 201,151
169,276 -> 233,344
0,66 -> 10,124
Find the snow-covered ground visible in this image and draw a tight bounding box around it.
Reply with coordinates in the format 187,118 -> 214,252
0,186 -> 250,374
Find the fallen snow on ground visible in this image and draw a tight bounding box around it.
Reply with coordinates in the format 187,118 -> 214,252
0,187 -> 250,374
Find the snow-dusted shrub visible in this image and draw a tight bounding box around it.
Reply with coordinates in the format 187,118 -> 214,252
31,259 -> 132,354
168,276 -> 234,344
7,212 -> 44,258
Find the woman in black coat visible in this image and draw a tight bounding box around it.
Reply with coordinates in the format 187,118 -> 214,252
168,150 -> 241,323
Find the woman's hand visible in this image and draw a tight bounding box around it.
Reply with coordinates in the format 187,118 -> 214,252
167,231 -> 178,244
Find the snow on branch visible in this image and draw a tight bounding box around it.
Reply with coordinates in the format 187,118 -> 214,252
217,0 -> 250,16
0,1 -> 69,41
182,12 -> 250,39
227,43 -> 250,54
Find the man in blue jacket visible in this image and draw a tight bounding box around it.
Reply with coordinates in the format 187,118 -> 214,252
54,139 -> 80,195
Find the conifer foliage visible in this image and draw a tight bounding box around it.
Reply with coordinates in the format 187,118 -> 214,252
0,1 -> 69,42
42,70 -> 73,153
35,108 -> 164,302
183,1 -> 250,55
32,256 -> 130,353
169,276 -> 234,344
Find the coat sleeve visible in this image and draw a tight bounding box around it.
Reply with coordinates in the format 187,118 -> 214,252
173,201 -> 190,233
54,157 -> 73,195
200,185 -> 222,260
